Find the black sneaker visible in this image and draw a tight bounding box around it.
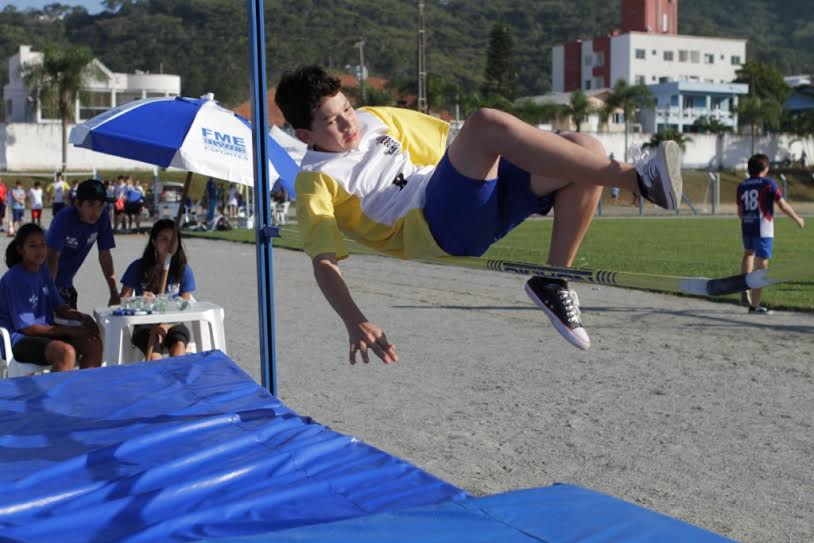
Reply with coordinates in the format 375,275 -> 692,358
748,305 -> 772,315
525,276 -> 590,350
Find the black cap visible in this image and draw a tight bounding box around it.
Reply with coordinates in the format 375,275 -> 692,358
76,179 -> 107,203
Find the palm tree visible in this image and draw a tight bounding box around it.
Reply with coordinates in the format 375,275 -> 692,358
604,79 -> 655,160
22,45 -> 97,172
642,128 -> 693,153
738,95 -> 783,155
561,90 -> 592,132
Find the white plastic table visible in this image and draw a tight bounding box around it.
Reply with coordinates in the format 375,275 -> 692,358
94,301 -> 226,365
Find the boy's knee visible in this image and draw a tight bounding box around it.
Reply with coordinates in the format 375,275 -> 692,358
47,340 -> 76,369
561,132 -> 606,155
469,107 -> 509,129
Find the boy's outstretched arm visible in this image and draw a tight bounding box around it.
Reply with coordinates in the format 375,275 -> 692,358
312,253 -> 398,365
777,198 -> 806,228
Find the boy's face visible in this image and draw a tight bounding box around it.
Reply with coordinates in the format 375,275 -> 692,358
75,200 -> 105,224
295,92 -> 360,153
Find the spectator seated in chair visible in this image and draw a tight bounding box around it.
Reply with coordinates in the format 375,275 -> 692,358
119,219 -> 196,360
0,224 -> 102,374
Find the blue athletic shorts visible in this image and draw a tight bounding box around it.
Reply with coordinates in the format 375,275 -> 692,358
423,152 -> 555,257
743,235 -> 773,259
12,208 -> 24,222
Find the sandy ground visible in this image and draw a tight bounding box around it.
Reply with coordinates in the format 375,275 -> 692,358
2,231 -> 812,543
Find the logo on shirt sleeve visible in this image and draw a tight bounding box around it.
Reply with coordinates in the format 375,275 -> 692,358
392,173 -> 408,190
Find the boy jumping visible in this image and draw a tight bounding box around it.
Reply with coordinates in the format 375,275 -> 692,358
737,154 -> 805,313
276,66 -> 683,364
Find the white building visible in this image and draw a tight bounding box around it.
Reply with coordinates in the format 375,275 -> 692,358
4,45 -> 181,123
640,81 -> 748,133
551,0 -> 748,133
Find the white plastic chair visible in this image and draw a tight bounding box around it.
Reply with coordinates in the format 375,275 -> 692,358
272,201 -> 290,225
1,326 -> 49,378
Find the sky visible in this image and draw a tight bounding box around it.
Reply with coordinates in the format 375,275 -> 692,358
3,1 -> 106,13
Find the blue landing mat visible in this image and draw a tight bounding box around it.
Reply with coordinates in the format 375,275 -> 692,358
0,352 -> 733,542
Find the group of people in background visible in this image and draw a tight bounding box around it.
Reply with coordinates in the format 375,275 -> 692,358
0,178 -> 196,374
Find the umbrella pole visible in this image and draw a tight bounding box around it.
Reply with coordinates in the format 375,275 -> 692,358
148,171 -> 192,361
158,171 -> 193,295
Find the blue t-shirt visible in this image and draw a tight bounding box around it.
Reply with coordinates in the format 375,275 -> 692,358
0,264 -> 65,350
737,176 -> 783,238
125,187 -> 144,204
120,258 -> 196,297
46,205 -> 116,287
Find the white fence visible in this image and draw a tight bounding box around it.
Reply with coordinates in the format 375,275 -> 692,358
2,121 -> 814,172
0,122 -> 155,171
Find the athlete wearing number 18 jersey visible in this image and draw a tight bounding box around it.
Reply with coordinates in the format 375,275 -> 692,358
736,154 -> 806,314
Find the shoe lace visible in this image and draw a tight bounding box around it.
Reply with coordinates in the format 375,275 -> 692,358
630,145 -> 658,187
558,288 -> 582,324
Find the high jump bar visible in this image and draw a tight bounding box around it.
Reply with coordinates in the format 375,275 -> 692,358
274,226 -> 811,297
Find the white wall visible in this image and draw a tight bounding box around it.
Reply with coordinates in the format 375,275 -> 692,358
3,122 -> 813,173
619,33 -> 746,86
587,131 -> 814,170
0,123 -> 157,171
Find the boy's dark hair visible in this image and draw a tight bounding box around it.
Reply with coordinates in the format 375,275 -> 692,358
748,154 -> 770,177
6,223 -> 44,268
75,179 -> 107,204
275,66 -> 342,129
34,181 -> 41,188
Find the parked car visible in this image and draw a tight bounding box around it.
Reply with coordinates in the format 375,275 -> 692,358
156,182 -> 184,219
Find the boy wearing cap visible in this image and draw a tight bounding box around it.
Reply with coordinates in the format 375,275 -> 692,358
46,179 -> 120,309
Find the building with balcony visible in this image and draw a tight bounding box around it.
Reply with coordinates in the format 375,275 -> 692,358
639,81 -> 748,133
3,45 -> 181,123
550,0 -> 748,133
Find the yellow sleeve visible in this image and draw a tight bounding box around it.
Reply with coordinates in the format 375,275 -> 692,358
360,106 -> 449,166
294,171 -> 349,260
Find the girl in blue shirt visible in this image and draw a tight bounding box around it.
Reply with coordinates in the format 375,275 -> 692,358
119,219 -> 196,360
0,224 -> 102,371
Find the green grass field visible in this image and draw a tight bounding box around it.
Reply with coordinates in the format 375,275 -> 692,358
190,216 -> 814,311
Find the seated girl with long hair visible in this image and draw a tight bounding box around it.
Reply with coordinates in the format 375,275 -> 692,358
0,223 -> 102,372
119,219 -> 196,360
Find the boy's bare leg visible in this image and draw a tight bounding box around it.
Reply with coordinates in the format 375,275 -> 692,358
751,257 -> 769,307
741,251 -> 755,307
521,132 -> 604,350
532,133 -> 605,266
448,108 -> 639,193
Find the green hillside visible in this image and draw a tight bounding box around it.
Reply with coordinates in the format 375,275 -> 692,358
0,0 -> 811,110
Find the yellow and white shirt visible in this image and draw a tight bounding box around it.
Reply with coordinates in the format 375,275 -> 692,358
295,107 -> 450,260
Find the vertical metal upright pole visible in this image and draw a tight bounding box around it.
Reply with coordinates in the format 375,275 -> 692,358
417,1 -> 427,113
248,0 -> 277,395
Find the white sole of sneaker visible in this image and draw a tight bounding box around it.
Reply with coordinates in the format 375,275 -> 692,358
524,282 -> 591,351
658,141 -> 683,210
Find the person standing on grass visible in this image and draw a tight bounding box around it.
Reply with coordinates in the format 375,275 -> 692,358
737,154 -> 806,314
275,65 -> 683,362
46,179 -> 119,309
10,181 -> 26,232
28,181 -> 44,226
47,172 -> 71,219
124,177 -> 145,233
0,177 -> 7,233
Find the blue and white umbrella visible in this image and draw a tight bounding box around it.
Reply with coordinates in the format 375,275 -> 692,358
70,94 -> 299,198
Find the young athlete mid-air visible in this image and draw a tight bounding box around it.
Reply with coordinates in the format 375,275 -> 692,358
276,66 -> 683,364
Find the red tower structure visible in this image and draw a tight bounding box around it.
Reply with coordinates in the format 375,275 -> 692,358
621,0 -> 678,34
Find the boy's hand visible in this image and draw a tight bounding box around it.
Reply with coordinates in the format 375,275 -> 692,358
347,321 -> 398,365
